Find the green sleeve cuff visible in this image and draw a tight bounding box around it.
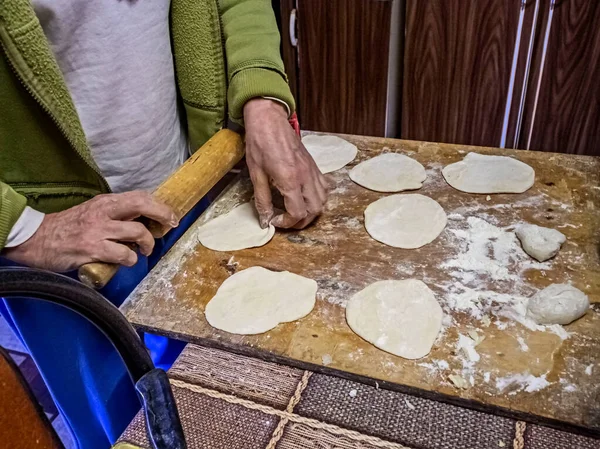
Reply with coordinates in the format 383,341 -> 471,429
228,67 -> 296,126
0,183 -> 28,249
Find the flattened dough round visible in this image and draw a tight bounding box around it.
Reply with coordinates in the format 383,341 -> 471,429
442,152 -> 535,194
349,153 -> 426,192
205,266 -> 318,334
527,284 -> 589,325
346,279 -> 443,359
302,134 -> 358,174
364,194 -> 447,249
198,202 -> 275,251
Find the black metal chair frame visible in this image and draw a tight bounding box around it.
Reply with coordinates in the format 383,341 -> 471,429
0,267 -> 187,449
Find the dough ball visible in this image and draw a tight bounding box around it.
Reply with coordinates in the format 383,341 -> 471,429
527,284 -> 589,325
442,152 -> 535,194
205,267 -> 317,334
302,134 -> 358,174
349,153 -> 426,192
198,202 -> 275,251
346,279 -> 443,359
515,223 -> 566,262
364,194 -> 447,249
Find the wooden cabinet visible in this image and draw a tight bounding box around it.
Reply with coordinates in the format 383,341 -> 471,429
278,0 -> 401,137
519,1 -> 600,155
276,0 -> 599,155
402,0 -> 528,148
402,0 -> 600,156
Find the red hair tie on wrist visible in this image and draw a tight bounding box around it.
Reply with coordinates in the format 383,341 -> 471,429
288,112 -> 301,136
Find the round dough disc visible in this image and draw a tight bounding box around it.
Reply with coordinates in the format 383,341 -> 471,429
349,153 -> 426,192
364,194 -> 447,249
442,152 -> 535,194
302,134 -> 358,174
205,266 -> 318,334
198,202 -> 275,251
346,279 -> 443,359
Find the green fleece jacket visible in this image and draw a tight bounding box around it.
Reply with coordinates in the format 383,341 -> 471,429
0,0 -> 294,249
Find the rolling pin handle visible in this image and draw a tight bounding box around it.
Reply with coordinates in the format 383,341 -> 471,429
147,220 -> 171,239
78,262 -> 120,289
77,129 -> 245,289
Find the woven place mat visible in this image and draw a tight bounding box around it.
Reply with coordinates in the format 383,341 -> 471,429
115,344 -> 600,449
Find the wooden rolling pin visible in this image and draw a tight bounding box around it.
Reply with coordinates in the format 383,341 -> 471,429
78,129 -> 245,289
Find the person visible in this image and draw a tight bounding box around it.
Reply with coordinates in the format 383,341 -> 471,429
0,0 -> 327,447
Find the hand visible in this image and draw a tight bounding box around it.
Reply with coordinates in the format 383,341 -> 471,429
3,191 -> 178,272
244,98 -> 328,229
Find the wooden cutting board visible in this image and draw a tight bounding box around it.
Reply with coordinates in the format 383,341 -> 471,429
121,133 -> 600,436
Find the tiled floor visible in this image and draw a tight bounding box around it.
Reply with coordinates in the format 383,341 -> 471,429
0,314 -> 77,449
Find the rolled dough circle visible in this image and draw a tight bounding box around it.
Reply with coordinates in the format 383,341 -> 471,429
527,284 -> 589,325
302,134 -> 358,174
205,266 -> 318,335
442,152 -> 535,194
346,279 -> 443,359
349,153 -> 426,192
364,194 -> 447,249
197,202 -> 275,251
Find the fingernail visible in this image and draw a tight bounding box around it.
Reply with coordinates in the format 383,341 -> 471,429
259,217 -> 269,229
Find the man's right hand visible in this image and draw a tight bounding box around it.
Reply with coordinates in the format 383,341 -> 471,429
3,191 -> 178,272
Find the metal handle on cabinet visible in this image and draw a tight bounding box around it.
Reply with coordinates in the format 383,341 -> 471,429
513,0 -> 541,148
289,9 -> 298,47
500,0 -> 527,148
526,0 -> 557,150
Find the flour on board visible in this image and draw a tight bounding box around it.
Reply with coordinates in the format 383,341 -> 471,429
516,336 -> 529,352
437,216 -> 571,339
495,372 -> 551,394
559,378 -> 578,392
457,333 -> 480,363
414,210 -> 578,394
424,163 -> 445,188
317,278 -> 354,307
441,216 -> 550,282
418,359 -> 450,374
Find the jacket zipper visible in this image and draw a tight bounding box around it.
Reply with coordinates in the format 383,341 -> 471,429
10,181 -> 101,190
216,0 -> 226,55
216,0 -> 228,118
0,37 -> 111,193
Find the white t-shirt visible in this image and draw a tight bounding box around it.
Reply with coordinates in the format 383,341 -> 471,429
7,0 -> 189,247
32,0 -> 188,192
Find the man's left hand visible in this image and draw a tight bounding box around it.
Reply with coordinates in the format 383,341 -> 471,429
244,98 -> 328,229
